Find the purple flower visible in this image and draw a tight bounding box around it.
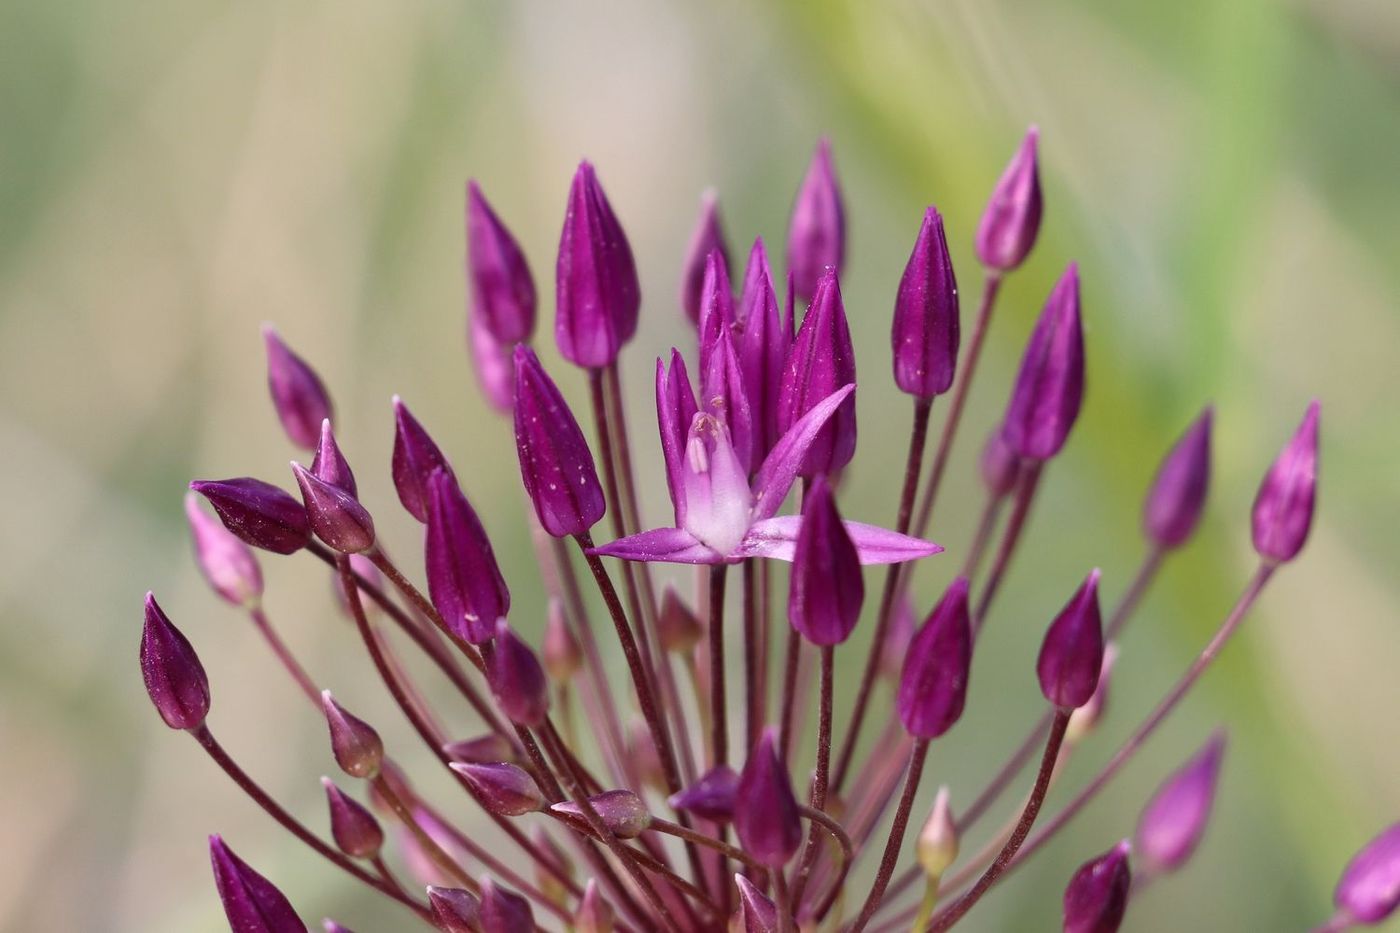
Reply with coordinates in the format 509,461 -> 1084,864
466,180 -> 536,344
424,468 -> 510,644
513,345 -> 606,537
1002,263 -> 1085,461
735,728 -> 802,867
701,329 -> 756,472
656,349 -> 701,526
667,765 -> 739,823
391,396 -> 452,524
1062,840 -> 1132,933
290,461 -> 375,555
441,733 -> 518,766
680,189 -> 730,327
209,834 -> 307,933
1334,822 -> 1400,925
891,207 -> 960,399
140,593 -> 210,730
467,313 -> 517,414
1143,408 -> 1213,549
980,427 -> 1022,497
449,761 -> 544,816
263,325 -> 333,451
736,237 -> 789,461
1066,643 -> 1119,743
735,874 -> 780,933
778,268 -> 857,477
975,126 -> 1043,271
697,249 -> 736,374
1135,731 -> 1225,873
479,876 -> 535,933
555,161 -> 640,368
190,477 -> 311,555
321,777 -> 384,858
1037,569 -> 1105,709
485,619 -> 549,727
897,578 -> 973,739
1252,401 -> 1320,564
786,137 -> 845,301
788,476 -> 864,645
427,886 -> 481,933
186,493 -> 263,607
320,691 -> 383,779
310,419 -> 357,498
551,790 -> 653,839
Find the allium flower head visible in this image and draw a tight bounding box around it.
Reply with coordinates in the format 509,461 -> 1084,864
975,126 -> 1043,271
1062,840 -> 1132,933
466,179 -> 536,344
786,137 -> 845,301
209,835 -> 307,933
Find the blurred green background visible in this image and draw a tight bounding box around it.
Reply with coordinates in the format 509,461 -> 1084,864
2,0 -> 1398,930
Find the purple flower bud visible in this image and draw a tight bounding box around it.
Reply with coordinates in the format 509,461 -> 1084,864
1063,840 -> 1132,933
1037,569 -> 1105,709
778,268 -> 857,477
892,207 -> 961,399
701,330 -> 756,472
788,476 -> 864,645
667,765 -> 739,822
513,345 -> 606,537
1002,264 -> 1085,461
656,350 -> 700,526
1252,401 -> 1320,564
467,313 -> 517,414
1334,823 -> 1400,924
681,190 -> 730,327
140,593 -> 210,730
980,428 -> 1022,497
1143,408 -> 1213,550
427,885 -> 481,933
735,873 -> 780,933
442,733 -> 518,765
555,161 -> 640,368
190,477 -> 311,555
185,493 -> 263,607
263,325 -> 334,451
575,879 -> 615,933
424,468 -> 510,644
1135,731 -> 1225,873
735,728 -> 801,867
466,180 -> 536,344
879,591 -> 918,680
657,584 -> 703,653
290,462 -> 375,555
552,790 -> 653,839
786,138 -> 845,301
486,619 -> 549,727
450,761 -> 545,816
736,238 -> 788,461
320,690 -> 383,778
542,598 -> 582,683
1066,643 -> 1118,743
897,578 -> 973,739
392,397 -> 452,524
310,419 -> 357,498
480,877 -> 534,932
209,834 -> 307,933
320,776 -> 384,857
975,127 -> 1043,272
697,250 -> 737,373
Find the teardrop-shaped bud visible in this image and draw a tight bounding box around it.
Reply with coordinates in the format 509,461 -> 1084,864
1333,822 -> 1400,924
479,876 -> 535,933
735,728 -> 801,867
656,350 -> 700,527
1062,840 -> 1132,933
392,397 -> 452,524
1002,263 -> 1084,461
1143,408 -> 1212,550
140,593 -> 210,730
542,599 -> 582,683
980,427 -> 1022,497
1252,401 -> 1319,564
1135,731 -> 1225,873
442,733 -> 519,766
1037,569 -> 1104,709
291,462 -> 375,554
736,237 -> 789,461
917,786 -> 959,879
186,493 -> 263,607
892,207 -> 961,399
263,325 -> 333,451
424,469 -> 510,644
1066,643 -> 1119,743
321,777 -> 384,857
466,180 -> 536,344
575,879 -> 614,933
788,476 -> 863,645
309,419 -> 357,497
681,190 -> 730,327
552,790 -> 653,839
786,138 -> 845,302
735,873 -> 780,932
321,690 -> 383,778
555,161 -> 640,368
451,761 -> 545,816
897,578 -> 973,739
467,313 -> 517,415
657,585 -> 703,653
190,478 -> 311,555
513,344 -> 606,537
486,620 -> 549,727
667,765 -> 739,823
427,885 -> 482,933
778,268 -> 857,477
210,834 -> 308,932
975,127 -> 1043,272
680,413 -> 753,555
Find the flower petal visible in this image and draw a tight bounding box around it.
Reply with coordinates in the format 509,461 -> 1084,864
741,516 -> 941,565
751,383 -> 856,521
588,527 -> 724,565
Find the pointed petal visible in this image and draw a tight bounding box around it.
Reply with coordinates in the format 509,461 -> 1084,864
740,516 -> 941,565
588,527 -> 723,565
751,383 -> 856,521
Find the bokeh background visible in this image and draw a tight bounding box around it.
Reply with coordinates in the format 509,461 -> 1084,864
2,0 -> 1398,930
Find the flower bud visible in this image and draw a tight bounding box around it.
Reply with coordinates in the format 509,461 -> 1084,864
542,599 -> 582,683
321,690 -> 383,778
467,312 -> 517,415
897,578 -> 973,739
975,126 -> 1042,271
1135,730 -> 1225,873
451,761 -> 545,816
892,207 -> 960,399
513,344 -> 606,537
263,324 -> 333,451
391,397 -> 452,524
735,874 -> 779,933
786,138 -> 845,302
697,250 -> 737,375
1334,822 -> 1400,924
788,476 -> 864,645
735,728 -> 801,867
1062,840 -> 1132,933
425,468 -> 510,644
321,777 -> 384,858
1252,401 -> 1319,564
466,180 -> 536,344
736,237 -> 789,462
190,477 -> 311,555
575,879 -> 614,933
485,619 -> 549,727
555,161 -> 640,368
140,593 -> 210,730
681,190 -> 730,327
667,765 -> 739,823
778,268 -> 857,477
657,585 -> 703,653
185,493 -> 263,607
1037,569 -> 1104,709
310,419 -> 357,497
442,733 -> 518,766
702,330 -> 755,472
290,462 -> 375,554
1002,263 -> 1084,461
980,428 -> 1021,498
1143,408 -> 1212,550
427,885 -> 481,933
552,790 -> 653,839
209,834 -> 307,933
1066,643 -> 1118,743
480,876 -> 535,933
917,786 -> 959,880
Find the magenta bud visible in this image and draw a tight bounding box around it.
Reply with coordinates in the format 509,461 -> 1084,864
697,250 -> 736,369
513,345 -> 606,537
1334,823 -> 1400,924
1002,263 -> 1084,461
427,885 -> 481,933
542,599 -> 583,683
209,834 -> 307,933
1066,643 -> 1119,743
980,427 -> 1022,497
702,330 -> 757,473
786,138 -> 845,301
424,468 -> 510,644
442,733 -> 518,766
190,477 -> 311,555
467,313 -> 517,414
892,207 -> 961,399
1037,569 -> 1105,709
788,476 -> 864,645
391,397 -> 452,524
656,350 -> 700,527
320,776 -> 384,857
466,180 -> 536,344
290,462 -> 375,554
263,325 -> 334,451
735,728 -> 801,867
552,790 -> 653,839
1143,408 -> 1213,549
681,190 -> 730,327
486,619 -> 549,727
778,268 -> 857,477
451,761 -> 545,816
897,578 -> 973,739
185,493 -> 263,607
140,593 -> 210,730
555,161 -> 640,368
320,691 -> 383,778
1063,840 -> 1132,933
736,238 -> 789,461
480,876 -> 534,933
667,765 -> 738,822
309,419 -> 357,497
657,585 -> 703,653
1135,731 -> 1225,873
975,126 -> 1043,271
879,591 -> 918,681
575,879 -> 614,933
735,873 -> 780,933
1252,401 -> 1319,564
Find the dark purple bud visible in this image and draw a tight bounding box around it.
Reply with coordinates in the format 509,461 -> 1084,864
879,591 -> 918,681
466,180 -> 536,344
552,790 -> 652,839
290,463 -> 375,554
1063,840 -> 1132,933
897,578 -> 973,739
657,584 -> 703,653
140,593 -> 210,730
778,268 -> 857,477
427,885 -> 481,933
736,238 -> 788,460
786,138 -> 845,301
425,469 -> 510,644
392,397 -> 452,524
735,728 -> 801,867
656,350 -> 700,526
486,619 -> 549,727
263,325 -> 333,451
450,761 -> 545,816
542,598 -> 582,683
575,879 -> 615,933
681,190 -> 730,327
1002,264 -> 1085,461
697,249 -> 736,373
980,428 -> 1022,497
1135,731 -> 1225,873
975,127 -> 1043,271
735,873 -> 779,933
555,161 -> 640,368
1143,408 -> 1213,549
479,876 -> 534,933
210,835 -> 306,932
320,776 -> 384,857
701,330 -> 756,471
1334,822 -> 1400,924
191,478 -> 312,555
1252,401 -> 1320,564
320,690 -> 383,778
788,476 -> 864,645
310,419 -> 357,498
467,313 -> 517,415
442,733 -> 518,766
186,493 -> 263,607
667,765 -> 739,823
513,345 -> 606,537
892,207 -> 961,399
1037,569 -> 1105,709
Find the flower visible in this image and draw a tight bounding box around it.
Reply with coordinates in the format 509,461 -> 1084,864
1062,840 -> 1132,933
